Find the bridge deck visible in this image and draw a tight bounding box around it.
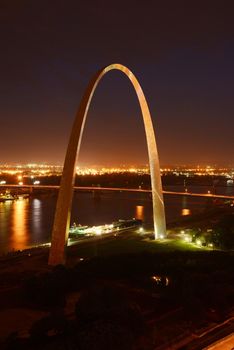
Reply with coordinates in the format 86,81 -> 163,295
0,184 -> 234,200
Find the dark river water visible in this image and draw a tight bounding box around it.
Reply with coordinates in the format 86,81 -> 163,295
0,185 -> 233,254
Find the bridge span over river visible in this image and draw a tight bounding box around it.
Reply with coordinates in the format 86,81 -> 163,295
1,184 -> 234,200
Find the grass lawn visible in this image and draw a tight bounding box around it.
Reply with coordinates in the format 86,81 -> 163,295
68,232 -> 205,259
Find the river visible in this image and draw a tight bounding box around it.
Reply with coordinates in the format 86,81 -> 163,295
0,185 -> 233,254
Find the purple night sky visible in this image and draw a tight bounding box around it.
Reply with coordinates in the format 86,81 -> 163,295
0,1 -> 234,166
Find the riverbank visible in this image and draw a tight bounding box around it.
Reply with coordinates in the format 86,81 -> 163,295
0,231 -> 233,349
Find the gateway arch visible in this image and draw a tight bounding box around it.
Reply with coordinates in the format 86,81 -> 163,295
49,63 -> 166,266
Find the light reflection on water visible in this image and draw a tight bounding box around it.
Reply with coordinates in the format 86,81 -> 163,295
0,201 -> 11,237
181,196 -> 191,216
135,205 -> 144,220
10,198 -> 29,251
0,185 -> 233,254
31,198 -> 42,240
181,208 -> 191,216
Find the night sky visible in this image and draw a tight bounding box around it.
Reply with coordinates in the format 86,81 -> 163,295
0,1 -> 234,166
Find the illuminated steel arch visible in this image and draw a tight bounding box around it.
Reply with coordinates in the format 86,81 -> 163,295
49,63 -> 166,265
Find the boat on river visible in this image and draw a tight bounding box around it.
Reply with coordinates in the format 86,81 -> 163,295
69,218 -> 142,237
0,191 -> 15,202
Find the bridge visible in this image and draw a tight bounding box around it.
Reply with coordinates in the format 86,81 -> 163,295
1,184 -> 234,200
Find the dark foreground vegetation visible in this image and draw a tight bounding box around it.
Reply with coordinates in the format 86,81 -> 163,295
1,249 -> 234,350
175,212 -> 234,250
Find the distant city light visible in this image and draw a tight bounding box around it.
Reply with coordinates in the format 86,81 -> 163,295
0,163 -> 233,179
